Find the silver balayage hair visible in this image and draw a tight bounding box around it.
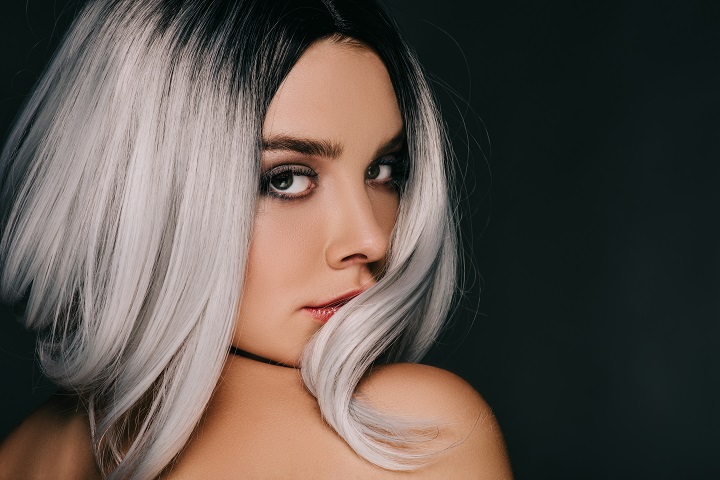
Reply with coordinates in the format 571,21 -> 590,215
0,0 -> 457,478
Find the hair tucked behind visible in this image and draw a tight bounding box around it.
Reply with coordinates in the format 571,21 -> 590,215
0,0 -> 457,478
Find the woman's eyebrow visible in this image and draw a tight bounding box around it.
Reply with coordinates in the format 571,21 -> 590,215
262,135 -> 343,158
261,130 -> 405,159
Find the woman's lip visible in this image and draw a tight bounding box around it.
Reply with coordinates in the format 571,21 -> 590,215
305,289 -> 365,309
303,305 -> 344,323
303,289 -> 365,323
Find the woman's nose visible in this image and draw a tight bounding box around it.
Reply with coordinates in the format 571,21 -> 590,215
324,186 -> 392,270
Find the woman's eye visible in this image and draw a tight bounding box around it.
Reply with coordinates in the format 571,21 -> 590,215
366,163 -> 393,182
366,154 -> 406,187
261,165 -> 317,199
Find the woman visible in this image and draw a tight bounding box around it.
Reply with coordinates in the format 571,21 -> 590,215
0,0 -> 512,478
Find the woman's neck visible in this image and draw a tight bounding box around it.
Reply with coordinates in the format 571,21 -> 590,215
228,346 -> 298,369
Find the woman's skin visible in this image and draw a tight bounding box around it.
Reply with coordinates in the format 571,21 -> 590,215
232,37 -> 400,367
0,39 -> 513,479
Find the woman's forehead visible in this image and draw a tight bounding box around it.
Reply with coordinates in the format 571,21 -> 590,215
262,38 -> 403,158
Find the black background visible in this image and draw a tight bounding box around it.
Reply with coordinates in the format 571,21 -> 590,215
1,1 -> 719,478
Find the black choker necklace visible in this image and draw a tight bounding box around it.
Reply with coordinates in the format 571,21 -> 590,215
228,345 -> 297,369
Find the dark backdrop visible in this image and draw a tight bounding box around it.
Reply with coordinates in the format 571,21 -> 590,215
1,1 -> 719,478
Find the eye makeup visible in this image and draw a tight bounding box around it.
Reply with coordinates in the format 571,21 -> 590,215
258,146 -> 409,201
259,164 -> 318,200
369,151 -> 408,190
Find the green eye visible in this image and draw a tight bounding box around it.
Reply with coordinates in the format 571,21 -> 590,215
366,163 -> 380,179
366,163 -> 392,182
271,172 -> 294,190
260,165 -> 317,199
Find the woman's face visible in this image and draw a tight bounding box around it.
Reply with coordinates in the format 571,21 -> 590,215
232,38 -> 405,366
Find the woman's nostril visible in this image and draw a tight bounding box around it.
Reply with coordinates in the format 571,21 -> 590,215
342,253 -> 369,263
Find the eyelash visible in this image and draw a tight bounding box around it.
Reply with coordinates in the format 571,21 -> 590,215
259,165 -> 318,200
259,154 -> 408,201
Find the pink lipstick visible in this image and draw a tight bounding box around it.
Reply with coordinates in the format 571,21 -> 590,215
304,289 -> 364,323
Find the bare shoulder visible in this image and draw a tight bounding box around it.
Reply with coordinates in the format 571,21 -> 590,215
0,393 -> 101,480
357,363 -> 514,479
358,363 -> 488,418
